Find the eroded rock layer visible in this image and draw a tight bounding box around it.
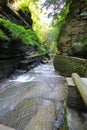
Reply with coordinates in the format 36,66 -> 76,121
0,1 -> 42,80
58,0 -> 87,58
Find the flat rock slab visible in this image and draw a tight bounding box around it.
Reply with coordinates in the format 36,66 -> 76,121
0,75 -> 67,130
0,124 -> 15,130
66,77 -> 87,86
25,100 -> 56,130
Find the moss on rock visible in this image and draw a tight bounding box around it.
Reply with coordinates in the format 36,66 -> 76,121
0,29 -> 10,41
53,55 -> 87,77
0,18 -> 39,45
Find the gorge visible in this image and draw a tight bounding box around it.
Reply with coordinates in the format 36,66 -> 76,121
0,0 -> 87,130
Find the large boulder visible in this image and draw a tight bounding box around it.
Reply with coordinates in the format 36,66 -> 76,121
53,55 -> 87,77
0,76 -> 67,130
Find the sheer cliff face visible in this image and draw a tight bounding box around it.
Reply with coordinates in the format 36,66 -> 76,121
58,0 -> 87,58
0,1 -> 36,80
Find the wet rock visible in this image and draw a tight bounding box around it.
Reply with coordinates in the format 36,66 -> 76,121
67,85 -> 87,111
0,124 -> 15,130
70,42 -> 87,58
25,100 -> 56,130
0,40 -> 41,79
0,67 -> 67,130
16,55 -> 42,72
67,107 -> 87,130
17,60 -> 29,70
15,69 -> 27,74
0,58 -> 21,80
41,57 -> 49,64
53,114 -> 64,129
0,98 -> 38,129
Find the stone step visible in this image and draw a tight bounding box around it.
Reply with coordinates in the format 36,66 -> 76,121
66,77 -> 87,86
66,76 -> 87,111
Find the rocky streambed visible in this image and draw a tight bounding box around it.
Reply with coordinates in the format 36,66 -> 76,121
0,60 -> 67,130
1,59 -> 87,130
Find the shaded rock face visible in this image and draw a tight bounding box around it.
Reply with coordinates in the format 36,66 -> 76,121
58,0 -> 87,58
0,40 -> 38,80
0,1 -> 32,28
0,3 -> 40,80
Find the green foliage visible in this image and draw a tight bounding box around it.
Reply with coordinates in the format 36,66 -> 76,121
85,0 -> 87,4
10,0 -> 70,54
0,18 -> 39,45
63,105 -> 69,130
0,18 -> 48,54
81,0 -> 87,12
18,0 -> 30,13
0,29 -> 10,41
28,0 -> 45,42
51,42 -> 58,53
53,1 -> 70,38
17,0 -> 44,43
82,37 -> 87,50
38,44 -> 49,54
44,1 -> 70,53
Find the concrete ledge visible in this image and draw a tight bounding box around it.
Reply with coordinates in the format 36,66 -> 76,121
66,77 -> 87,86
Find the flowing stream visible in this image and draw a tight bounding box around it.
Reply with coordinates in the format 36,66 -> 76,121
0,60 -> 67,130
0,60 -> 87,130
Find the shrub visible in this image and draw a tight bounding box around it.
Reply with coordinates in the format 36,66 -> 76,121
0,18 -> 39,45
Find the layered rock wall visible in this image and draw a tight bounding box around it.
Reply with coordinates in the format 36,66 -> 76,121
58,0 -> 87,58
0,2 -> 40,80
